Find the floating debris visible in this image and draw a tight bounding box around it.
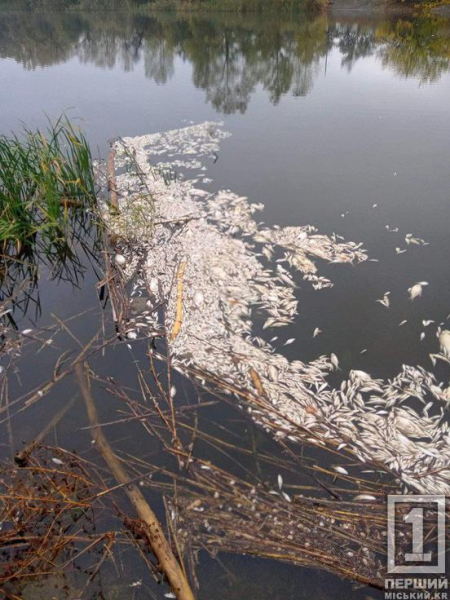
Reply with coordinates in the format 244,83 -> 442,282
330,353 -> 339,370
405,233 -> 428,246
114,253 -> 126,266
408,282 -> 428,300
439,330 -> 450,357
193,291 -> 204,307
102,122 -> 450,495
333,466 -> 349,475
376,292 -> 390,309
353,494 -> 376,502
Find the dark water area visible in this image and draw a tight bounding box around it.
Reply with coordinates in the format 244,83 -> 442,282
0,5 -> 450,599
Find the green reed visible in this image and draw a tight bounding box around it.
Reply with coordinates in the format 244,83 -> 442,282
0,116 -> 96,257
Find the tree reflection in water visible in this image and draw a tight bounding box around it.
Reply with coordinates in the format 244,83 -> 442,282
0,10 -> 449,113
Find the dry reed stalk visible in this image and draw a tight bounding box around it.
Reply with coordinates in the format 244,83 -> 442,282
169,461 -> 388,589
98,234 -> 130,336
75,361 -> 196,600
107,147 -> 119,213
0,329 -> 115,423
97,365 -> 386,585
0,448 -> 99,587
171,261 -> 187,340
98,358 -> 450,591
14,394 -> 77,467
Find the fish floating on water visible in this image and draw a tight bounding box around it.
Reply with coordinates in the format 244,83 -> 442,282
102,122 -> 450,496
408,281 -> 428,300
376,292 -> 390,308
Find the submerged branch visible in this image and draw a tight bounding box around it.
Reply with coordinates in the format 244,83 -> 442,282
75,361 -> 196,600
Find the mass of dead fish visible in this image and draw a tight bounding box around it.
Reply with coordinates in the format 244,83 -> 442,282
100,122 -> 450,496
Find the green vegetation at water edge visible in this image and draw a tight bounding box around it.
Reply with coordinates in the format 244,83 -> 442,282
0,117 -> 96,257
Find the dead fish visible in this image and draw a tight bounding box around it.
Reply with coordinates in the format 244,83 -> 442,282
353,494 -> 376,502
405,233 -> 427,246
149,278 -> 159,294
408,282 -> 428,300
376,292 -> 390,308
391,408 -> 431,438
193,291 -> 204,307
313,327 -> 322,338
333,466 -> 348,475
423,401 -> 434,414
439,330 -> 450,356
330,353 -> 340,370
262,246 -> 274,261
351,370 -> 372,382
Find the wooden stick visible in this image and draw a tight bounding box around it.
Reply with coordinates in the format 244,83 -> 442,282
107,147 -> 119,213
14,394 -> 77,467
171,261 -> 187,340
75,362 -> 195,600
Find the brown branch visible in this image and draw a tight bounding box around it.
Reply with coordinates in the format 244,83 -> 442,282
75,361 -> 195,600
14,394 -> 77,467
171,261 -> 187,340
107,147 -> 119,213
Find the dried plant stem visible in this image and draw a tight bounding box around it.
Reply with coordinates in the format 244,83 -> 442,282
171,261 -> 187,340
107,147 -> 119,213
14,394 -> 77,466
75,361 -> 195,600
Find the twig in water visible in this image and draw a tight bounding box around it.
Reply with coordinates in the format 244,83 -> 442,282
171,261 -> 187,341
107,146 -> 119,213
75,361 -> 195,600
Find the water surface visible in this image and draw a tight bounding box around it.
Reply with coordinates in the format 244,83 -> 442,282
1,6 -> 450,599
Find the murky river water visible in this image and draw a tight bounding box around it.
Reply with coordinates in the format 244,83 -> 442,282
1,6 -> 450,599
